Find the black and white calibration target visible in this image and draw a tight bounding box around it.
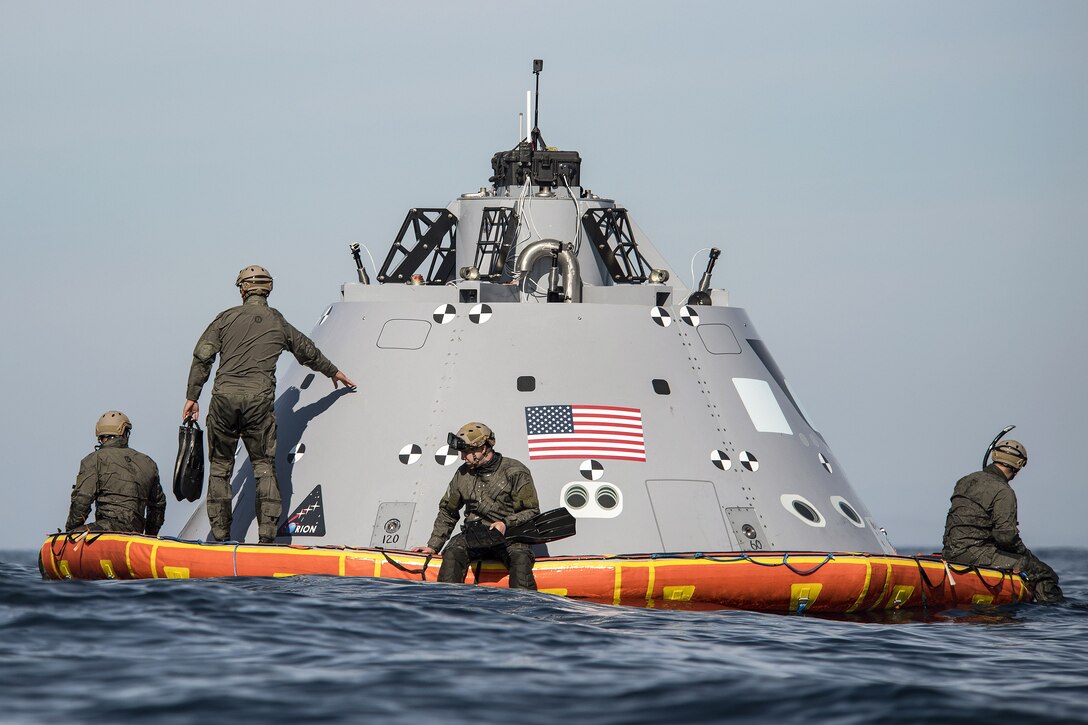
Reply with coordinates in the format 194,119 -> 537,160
289,442 -> 306,463
580,459 -> 605,480
434,445 -> 459,466
433,304 -> 456,324
710,450 -> 732,471
399,444 -> 422,465
468,304 -> 493,324
740,451 -> 759,472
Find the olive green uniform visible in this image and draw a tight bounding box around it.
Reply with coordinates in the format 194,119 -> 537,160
187,294 -> 340,541
66,437 -> 165,535
426,453 -> 541,589
942,464 -> 1063,602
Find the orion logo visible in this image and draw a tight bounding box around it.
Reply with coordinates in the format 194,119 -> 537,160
278,485 -> 326,537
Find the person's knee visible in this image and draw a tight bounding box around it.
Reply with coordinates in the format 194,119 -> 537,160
437,536 -> 471,583
207,460 -> 235,480
505,545 -> 537,590
1033,580 -> 1065,604
252,460 -> 277,481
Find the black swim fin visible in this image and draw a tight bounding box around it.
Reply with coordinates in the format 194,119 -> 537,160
173,419 -> 205,503
505,508 -> 577,544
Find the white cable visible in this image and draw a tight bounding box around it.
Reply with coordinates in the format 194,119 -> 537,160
358,244 -> 378,277
560,174 -> 583,254
689,247 -> 711,291
520,178 -> 543,241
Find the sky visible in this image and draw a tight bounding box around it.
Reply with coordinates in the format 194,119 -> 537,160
1,2 -> 1085,552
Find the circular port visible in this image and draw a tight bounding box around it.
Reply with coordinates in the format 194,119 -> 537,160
564,485 -> 588,510
595,485 -> 619,510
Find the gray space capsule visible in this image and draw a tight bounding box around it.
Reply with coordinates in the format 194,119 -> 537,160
179,78 -> 895,560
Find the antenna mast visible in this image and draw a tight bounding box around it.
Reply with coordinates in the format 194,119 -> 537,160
531,59 -> 546,150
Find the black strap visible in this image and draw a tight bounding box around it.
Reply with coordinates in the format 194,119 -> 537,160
378,549 -> 433,581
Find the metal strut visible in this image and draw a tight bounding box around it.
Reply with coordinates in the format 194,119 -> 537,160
581,208 -> 651,283
377,209 -> 458,284
473,207 -> 519,280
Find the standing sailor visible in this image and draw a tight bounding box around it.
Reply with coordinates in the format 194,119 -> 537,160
414,423 -> 541,589
66,411 -> 166,535
942,439 -> 1064,603
183,265 -> 356,543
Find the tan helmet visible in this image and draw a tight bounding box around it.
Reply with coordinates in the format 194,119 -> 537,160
236,264 -> 273,297
452,422 -> 495,450
96,410 -> 132,438
991,439 -> 1027,470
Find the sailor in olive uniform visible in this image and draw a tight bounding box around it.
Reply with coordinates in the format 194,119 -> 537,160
942,439 -> 1064,603
415,422 -> 541,589
183,265 -> 356,543
66,411 -> 166,536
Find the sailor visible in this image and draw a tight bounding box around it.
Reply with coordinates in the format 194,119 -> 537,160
182,265 -> 356,543
942,439 -> 1064,603
414,422 -> 541,589
66,411 -> 166,535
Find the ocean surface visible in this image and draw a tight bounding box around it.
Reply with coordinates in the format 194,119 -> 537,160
2,547 -> 1086,724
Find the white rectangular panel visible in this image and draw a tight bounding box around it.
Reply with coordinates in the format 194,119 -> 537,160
732,378 -> 793,434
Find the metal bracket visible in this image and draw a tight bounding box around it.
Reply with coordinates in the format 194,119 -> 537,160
581,208 -> 651,283
473,207 -> 519,280
377,209 -> 458,284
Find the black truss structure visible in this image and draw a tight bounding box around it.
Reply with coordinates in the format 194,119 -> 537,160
581,208 -> 651,284
377,209 -> 458,285
473,207 -> 519,280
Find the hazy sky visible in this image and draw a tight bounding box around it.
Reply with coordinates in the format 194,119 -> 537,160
2,2 -> 1085,551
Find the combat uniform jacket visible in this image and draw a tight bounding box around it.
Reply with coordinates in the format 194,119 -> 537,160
66,437 -> 166,534
186,295 -> 339,402
427,453 -> 540,552
942,464 -> 1029,564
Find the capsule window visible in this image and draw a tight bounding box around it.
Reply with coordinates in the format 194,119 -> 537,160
780,494 -> 826,528
517,376 -> 536,392
831,496 -> 866,528
652,379 -> 671,395
793,501 -> 818,522
301,373 -> 315,390
733,378 -> 792,435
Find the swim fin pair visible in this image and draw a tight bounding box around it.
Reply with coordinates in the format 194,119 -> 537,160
172,419 -> 204,502
462,508 -> 577,548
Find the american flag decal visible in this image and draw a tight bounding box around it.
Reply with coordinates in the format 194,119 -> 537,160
525,405 -> 646,461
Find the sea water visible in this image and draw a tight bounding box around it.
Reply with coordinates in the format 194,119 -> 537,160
2,548 -> 1086,724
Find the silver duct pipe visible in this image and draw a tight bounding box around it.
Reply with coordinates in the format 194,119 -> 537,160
515,238 -> 582,303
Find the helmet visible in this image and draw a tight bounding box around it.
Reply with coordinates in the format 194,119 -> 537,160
991,439 -> 1027,470
236,264 -> 273,297
448,422 -> 495,451
96,410 -> 132,438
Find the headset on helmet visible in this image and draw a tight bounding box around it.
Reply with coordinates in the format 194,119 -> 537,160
991,439 -> 1027,471
96,410 -> 132,438
447,422 -> 495,451
236,264 -> 273,297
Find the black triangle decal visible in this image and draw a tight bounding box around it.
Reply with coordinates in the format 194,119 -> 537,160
278,484 -> 326,537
